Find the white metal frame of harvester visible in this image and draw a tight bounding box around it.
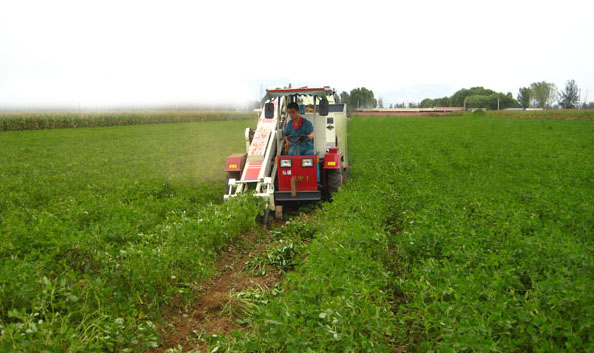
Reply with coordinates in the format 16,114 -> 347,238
224,86 -> 348,223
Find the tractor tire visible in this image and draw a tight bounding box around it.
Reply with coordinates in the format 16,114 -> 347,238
326,168 -> 342,195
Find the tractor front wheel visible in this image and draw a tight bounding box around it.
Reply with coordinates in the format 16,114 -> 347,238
325,168 -> 343,195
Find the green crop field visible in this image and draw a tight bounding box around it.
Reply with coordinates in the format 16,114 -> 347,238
214,116 -> 594,352
2,115 -> 593,352
0,120 -> 263,352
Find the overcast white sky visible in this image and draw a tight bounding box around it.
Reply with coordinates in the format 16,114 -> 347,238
1,0 -> 593,109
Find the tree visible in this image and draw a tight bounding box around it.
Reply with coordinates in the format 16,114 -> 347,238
349,87 -> 377,110
464,95 -> 490,109
495,93 -> 521,110
517,87 -> 532,109
433,96 -> 451,107
420,97 -> 450,108
464,93 -> 520,110
558,79 -> 580,109
420,87 -> 518,109
420,98 -> 433,108
389,103 -> 393,109
378,98 -> 384,108
339,91 -> 350,105
530,82 -> 557,109
451,87 -> 496,107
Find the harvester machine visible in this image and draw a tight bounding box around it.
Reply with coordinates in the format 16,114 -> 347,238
223,86 -> 348,223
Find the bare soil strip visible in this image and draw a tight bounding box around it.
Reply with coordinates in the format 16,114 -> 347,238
153,223 -> 282,353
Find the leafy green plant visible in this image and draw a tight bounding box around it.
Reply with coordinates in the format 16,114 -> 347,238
243,240 -> 302,276
270,220 -> 317,241
0,120 -> 262,351
219,115 -> 594,352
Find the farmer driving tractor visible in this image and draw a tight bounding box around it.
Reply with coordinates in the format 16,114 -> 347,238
224,86 -> 348,222
283,102 -> 314,155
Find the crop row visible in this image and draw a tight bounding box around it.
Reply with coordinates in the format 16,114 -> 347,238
214,115 -> 594,352
0,111 -> 256,131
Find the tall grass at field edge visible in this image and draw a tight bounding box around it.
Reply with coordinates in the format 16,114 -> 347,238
0,111 -> 257,131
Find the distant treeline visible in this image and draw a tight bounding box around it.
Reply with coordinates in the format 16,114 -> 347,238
419,80 -> 589,110
0,111 -> 257,131
420,87 -> 520,110
341,80 -> 591,111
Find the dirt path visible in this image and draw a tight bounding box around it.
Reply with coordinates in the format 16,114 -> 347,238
153,223 -> 282,353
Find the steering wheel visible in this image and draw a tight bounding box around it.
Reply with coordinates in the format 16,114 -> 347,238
287,134 -> 309,144
284,134 -> 309,155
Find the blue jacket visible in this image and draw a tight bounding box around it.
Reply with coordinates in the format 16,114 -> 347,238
283,117 -> 314,155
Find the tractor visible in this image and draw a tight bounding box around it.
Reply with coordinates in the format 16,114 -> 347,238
224,86 -> 348,223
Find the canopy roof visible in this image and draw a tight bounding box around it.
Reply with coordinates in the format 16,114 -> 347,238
261,86 -> 335,103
